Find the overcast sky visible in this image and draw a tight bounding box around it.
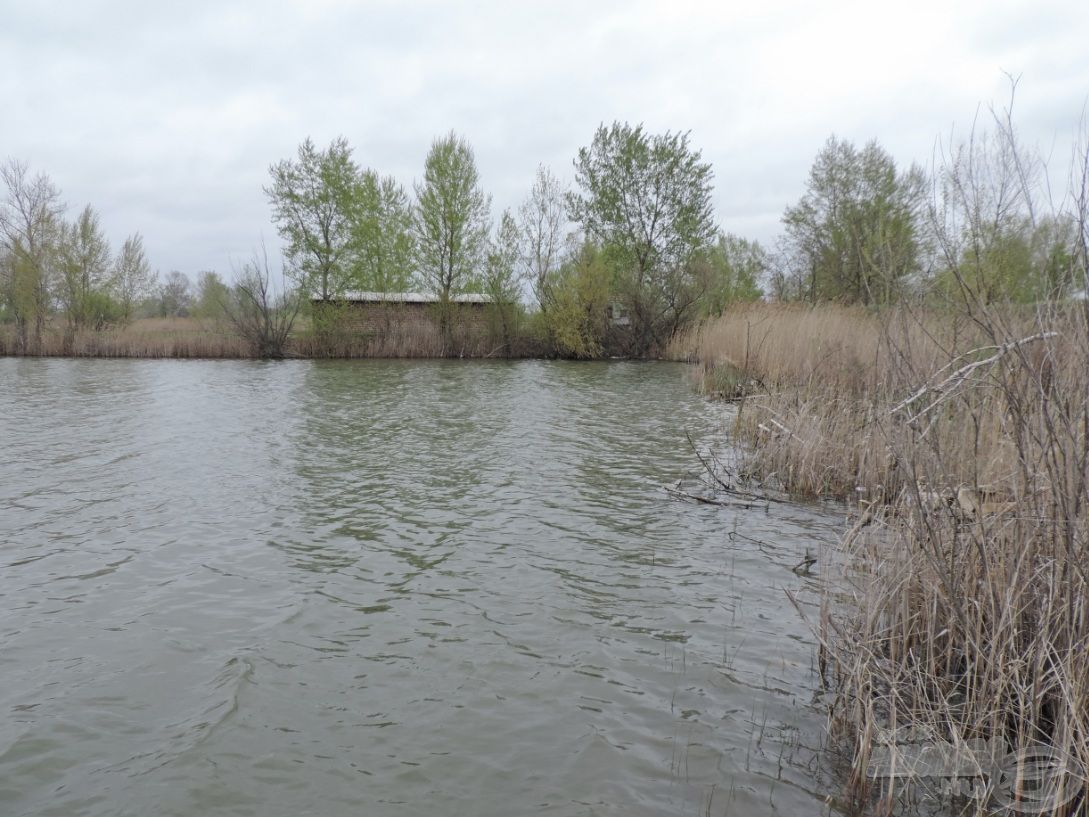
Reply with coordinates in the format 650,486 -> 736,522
3,0 -> 1087,279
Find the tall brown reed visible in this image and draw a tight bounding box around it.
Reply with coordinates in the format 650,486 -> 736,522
0,316 -> 532,360
671,299 -> 1089,814
668,303 -> 986,498
830,300 -> 1089,816
0,318 -> 253,358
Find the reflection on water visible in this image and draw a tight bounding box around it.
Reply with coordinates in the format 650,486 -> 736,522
0,357 -> 840,816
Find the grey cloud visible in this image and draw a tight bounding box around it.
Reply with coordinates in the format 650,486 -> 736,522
3,0 -> 1087,278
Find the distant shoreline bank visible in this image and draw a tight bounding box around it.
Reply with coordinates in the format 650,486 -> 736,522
0,316 -> 542,361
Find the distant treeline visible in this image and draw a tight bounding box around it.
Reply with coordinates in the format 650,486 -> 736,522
0,158 -> 248,355
3,88 -> 1085,358
263,126 -> 762,358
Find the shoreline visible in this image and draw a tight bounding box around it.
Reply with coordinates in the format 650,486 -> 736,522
674,301 -> 1089,814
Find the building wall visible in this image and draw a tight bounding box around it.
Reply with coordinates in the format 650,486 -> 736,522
305,300 -> 494,357
344,301 -> 491,334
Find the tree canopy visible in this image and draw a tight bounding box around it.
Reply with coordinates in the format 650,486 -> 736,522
782,136 -> 926,305
350,171 -> 414,293
57,205 -> 113,329
567,122 -> 718,352
265,137 -> 360,300
412,131 -> 491,301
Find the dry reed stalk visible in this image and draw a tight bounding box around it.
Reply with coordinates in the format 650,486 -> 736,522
673,299 -> 1089,813
0,316 -> 529,359
0,318 -> 253,358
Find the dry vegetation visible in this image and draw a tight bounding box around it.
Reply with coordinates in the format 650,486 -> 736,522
291,314 -> 506,359
0,314 -> 519,360
671,299 -> 1089,814
0,317 -> 251,358
667,302 -> 1047,500
669,95 -> 1089,811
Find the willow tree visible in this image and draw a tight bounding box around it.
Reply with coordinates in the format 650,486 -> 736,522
350,170 -> 414,292
0,159 -> 63,353
265,137 -> 359,300
567,122 -> 716,353
545,241 -> 611,359
56,205 -> 113,330
783,136 -> 926,305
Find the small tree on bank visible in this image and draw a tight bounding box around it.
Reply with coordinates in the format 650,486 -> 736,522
113,233 -> 154,322
484,209 -> 523,354
190,270 -> 231,320
693,232 -> 765,315
157,270 -> 192,317
927,93 -> 1083,306
544,241 -> 611,358
519,164 -> 567,311
56,204 -> 114,331
221,249 -> 301,359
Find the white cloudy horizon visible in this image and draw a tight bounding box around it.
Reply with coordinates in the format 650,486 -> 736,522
3,0 -> 1088,280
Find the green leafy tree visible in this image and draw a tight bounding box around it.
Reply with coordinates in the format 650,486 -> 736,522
567,122 -> 717,353
694,232 -> 765,315
412,132 -> 491,348
484,209 -> 523,352
930,214 -> 1078,304
350,170 -> 415,292
927,104 -> 1082,306
0,159 -> 63,352
412,131 -> 491,298
266,137 -> 360,300
113,233 -> 153,321
544,241 -> 611,358
1033,215 -> 1080,297
191,270 -> 231,320
57,204 -> 113,330
157,271 -> 192,317
783,136 -> 925,305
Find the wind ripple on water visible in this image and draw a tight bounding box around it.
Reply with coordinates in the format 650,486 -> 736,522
0,358 -> 839,816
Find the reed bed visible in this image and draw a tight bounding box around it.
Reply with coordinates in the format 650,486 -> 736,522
0,317 -> 524,359
669,302 -> 889,395
0,318 -> 252,358
669,303 -> 1046,500
671,301 -> 1089,815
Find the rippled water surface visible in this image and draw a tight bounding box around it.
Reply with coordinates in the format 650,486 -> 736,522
1,358 -> 840,816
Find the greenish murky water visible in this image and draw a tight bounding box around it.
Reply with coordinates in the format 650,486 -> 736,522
0,358 -> 839,816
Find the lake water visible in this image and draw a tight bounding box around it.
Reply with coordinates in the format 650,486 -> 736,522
0,358 -> 841,816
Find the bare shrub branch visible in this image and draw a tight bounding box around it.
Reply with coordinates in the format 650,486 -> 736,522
222,246 -> 300,359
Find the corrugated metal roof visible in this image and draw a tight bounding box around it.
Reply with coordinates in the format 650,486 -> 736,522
314,291 -> 493,304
